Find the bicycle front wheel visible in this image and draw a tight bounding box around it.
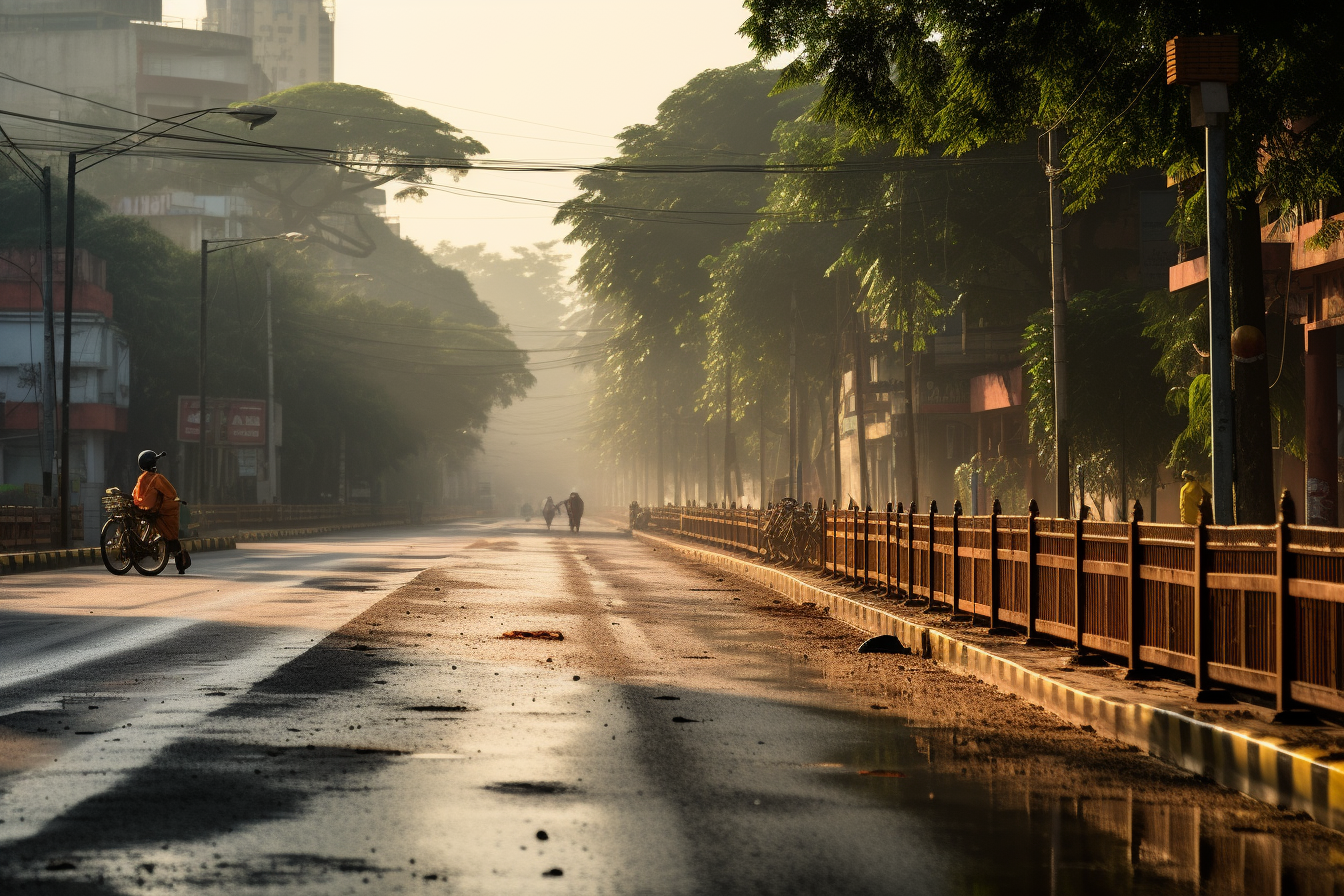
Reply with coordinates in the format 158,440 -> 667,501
133,532 -> 170,576
100,518 -> 133,575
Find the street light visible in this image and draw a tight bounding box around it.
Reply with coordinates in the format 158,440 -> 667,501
58,104 -> 279,547
197,232 -> 306,508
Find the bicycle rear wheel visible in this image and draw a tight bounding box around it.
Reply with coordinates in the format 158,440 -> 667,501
133,528 -> 169,576
100,518 -> 133,575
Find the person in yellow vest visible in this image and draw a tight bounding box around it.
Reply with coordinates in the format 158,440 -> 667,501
132,450 -> 192,574
1179,470 -> 1209,526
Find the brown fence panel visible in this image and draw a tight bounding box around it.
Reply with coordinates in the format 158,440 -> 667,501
1286,525 -> 1344,712
960,515 -> 992,617
1136,523 -> 1197,674
1035,518 -> 1077,640
997,515 -> 1031,625
1080,521 -> 1132,656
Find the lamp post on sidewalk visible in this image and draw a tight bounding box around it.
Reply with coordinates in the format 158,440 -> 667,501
57,103 -> 279,547
197,233 -> 306,508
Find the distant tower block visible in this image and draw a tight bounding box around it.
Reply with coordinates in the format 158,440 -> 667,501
205,0 -> 335,91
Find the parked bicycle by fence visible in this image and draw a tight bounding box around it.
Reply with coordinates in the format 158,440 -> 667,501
100,488 -> 169,576
762,498 -> 821,566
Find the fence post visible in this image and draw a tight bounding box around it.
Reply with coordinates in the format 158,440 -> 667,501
1072,514 -> 1087,655
884,502 -> 894,597
851,504 -> 858,583
950,500 -> 967,618
861,507 -> 871,589
1193,497 -> 1214,693
926,500 -> 938,611
1125,500 -> 1145,677
895,502 -> 905,598
905,501 -> 916,604
989,498 -> 1002,631
1025,499 -> 1048,645
1274,490 -> 1302,721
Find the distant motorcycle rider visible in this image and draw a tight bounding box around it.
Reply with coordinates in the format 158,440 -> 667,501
132,450 -> 191,574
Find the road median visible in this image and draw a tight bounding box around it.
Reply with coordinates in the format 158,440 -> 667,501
635,527 -> 1344,834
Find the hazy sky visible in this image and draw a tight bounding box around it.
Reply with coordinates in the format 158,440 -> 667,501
166,0 -> 761,263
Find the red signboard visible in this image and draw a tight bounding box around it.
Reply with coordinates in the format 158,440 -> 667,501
225,400 -> 266,445
178,397 -> 267,445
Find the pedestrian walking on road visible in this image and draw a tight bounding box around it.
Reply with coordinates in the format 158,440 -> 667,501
132,450 -> 191,574
1179,470 -> 1210,526
542,496 -> 556,530
561,492 -> 585,532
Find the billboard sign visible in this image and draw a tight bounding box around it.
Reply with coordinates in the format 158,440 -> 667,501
178,397 -> 268,445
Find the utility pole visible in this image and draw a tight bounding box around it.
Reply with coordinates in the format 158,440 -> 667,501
265,264 -> 278,503
854,306 -> 870,508
723,359 -> 733,503
1198,91 -> 1233,524
902,330 -> 919,509
40,167 -> 56,504
832,285 -> 843,504
789,291 -> 798,499
59,152 -> 75,547
338,431 -> 347,504
1169,35 -> 1238,524
198,239 -> 210,506
1047,128 -> 1070,519
759,389 -> 767,506
655,382 -> 664,507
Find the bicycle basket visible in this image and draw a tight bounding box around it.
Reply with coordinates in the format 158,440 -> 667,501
101,493 -> 133,514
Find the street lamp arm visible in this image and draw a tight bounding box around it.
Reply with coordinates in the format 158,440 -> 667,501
205,232 -> 308,254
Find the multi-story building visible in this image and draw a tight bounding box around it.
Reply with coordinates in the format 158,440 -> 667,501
205,0 -> 334,91
0,249 -> 130,544
0,0 -> 272,250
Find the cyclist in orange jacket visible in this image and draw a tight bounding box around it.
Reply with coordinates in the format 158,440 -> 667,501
132,450 -> 191,574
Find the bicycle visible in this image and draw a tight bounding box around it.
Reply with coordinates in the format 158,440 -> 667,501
100,488 -> 169,576
761,498 -> 820,566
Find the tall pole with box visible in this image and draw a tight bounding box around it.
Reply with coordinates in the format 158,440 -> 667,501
1167,35 -> 1239,524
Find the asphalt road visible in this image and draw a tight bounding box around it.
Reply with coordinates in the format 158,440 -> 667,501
0,518 -> 1338,895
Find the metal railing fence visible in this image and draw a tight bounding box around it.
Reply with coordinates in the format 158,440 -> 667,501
0,505 -> 84,550
647,493 -> 1344,719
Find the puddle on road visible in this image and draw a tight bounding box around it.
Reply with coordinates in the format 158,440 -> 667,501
667,603 -> 1344,894
300,577 -> 381,592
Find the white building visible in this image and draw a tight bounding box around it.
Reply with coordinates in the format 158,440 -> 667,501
0,249 -> 130,543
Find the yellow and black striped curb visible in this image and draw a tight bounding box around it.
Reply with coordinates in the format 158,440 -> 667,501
635,529 -> 1344,835
0,536 -> 236,577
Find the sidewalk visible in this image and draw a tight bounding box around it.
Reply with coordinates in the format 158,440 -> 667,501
635,528 -> 1344,834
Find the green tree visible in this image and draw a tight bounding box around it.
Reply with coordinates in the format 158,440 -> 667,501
741,2 -> 1344,521
0,166 -> 530,501
555,63 -> 813,484
1024,290 -> 1180,517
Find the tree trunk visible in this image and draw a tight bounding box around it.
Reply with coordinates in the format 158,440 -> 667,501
1230,195 -> 1275,524
705,419 -> 713,506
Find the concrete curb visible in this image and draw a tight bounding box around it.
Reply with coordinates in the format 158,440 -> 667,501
0,535 -> 236,577
636,529 -> 1344,834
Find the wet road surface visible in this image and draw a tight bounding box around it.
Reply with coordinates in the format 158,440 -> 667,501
0,519 -> 1340,894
